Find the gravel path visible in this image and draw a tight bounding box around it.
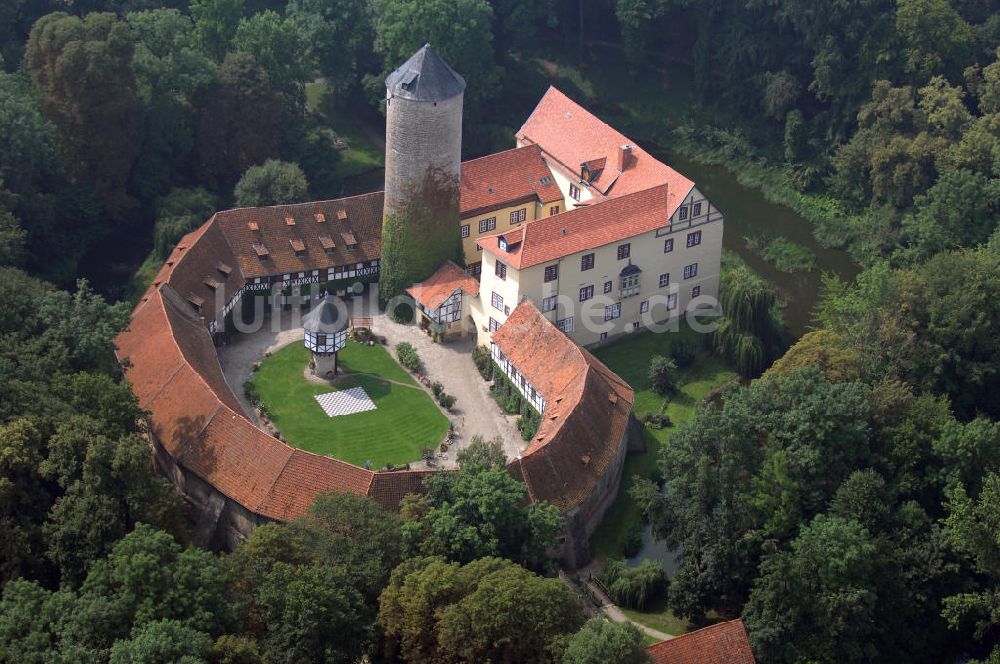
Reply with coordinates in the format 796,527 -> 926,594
216,296 -> 525,467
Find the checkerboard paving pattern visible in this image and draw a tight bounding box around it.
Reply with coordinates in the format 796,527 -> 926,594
314,387 -> 377,417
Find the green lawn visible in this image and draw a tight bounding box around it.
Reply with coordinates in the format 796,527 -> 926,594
253,341 -> 449,468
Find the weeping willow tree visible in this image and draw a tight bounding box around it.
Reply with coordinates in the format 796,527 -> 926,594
712,265 -> 784,377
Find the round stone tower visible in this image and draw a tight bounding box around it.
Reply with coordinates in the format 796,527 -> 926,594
379,44 -> 465,307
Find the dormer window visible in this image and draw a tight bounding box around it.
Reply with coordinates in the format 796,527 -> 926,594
290,239 -> 305,254
498,236 -> 508,252
341,231 -> 357,248
252,242 -> 269,258
315,212 -> 326,223
216,261 -> 232,276
285,216 -> 296,226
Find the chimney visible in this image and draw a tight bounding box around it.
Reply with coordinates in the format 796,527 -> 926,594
618,144 -> 633,172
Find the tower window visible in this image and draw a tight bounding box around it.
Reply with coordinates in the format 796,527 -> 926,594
687,231 -> 702,247
683,263 -> 698,279
581,253 -> 594,271
617,243 -> 630,260
569,183 -> 580,201
664,238 -> 674,253
495,261 -> 507,281
544,264 -> 558,282
491,291 -> 504,311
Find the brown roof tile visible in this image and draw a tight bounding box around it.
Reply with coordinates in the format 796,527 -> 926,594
460,144 -> 563,217
216,192 -> 384,278
405,260 -> 481,310
647,620 -> 756,664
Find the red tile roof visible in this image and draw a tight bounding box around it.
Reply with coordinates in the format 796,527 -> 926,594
517,86 -> 693,202
647,620 -> 756,664
460,144 -> 563,217
115,283 -> 438,523
405,260 -> 481,310
478,184 -> 671,269
492,300 -> 634,512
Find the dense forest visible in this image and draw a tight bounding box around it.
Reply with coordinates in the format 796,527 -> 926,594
2,0 -> 1000,662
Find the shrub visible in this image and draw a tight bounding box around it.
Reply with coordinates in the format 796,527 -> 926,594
437,393 -> 456,410
431,381 -> 444,397
389,299 -> 414,324
599,559 -> 667,611
517,407 -> 541,441
472,345 -> 493,380
648,355 -> 678,395
640,412 -> 671,430
395,342 -> 421,371
243,380 -> 259,405
670,337 -> 697,368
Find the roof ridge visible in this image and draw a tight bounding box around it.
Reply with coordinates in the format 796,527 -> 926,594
217,190 -> 385,216
461,143 -> 540,166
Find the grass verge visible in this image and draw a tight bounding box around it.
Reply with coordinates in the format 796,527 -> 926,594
253,341 -> 448,468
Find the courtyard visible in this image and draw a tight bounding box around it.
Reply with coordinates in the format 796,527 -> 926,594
252,341 -> 450,469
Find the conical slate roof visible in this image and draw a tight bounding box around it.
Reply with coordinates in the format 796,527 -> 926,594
302,296 -> 348,334
385,43 -> 466,102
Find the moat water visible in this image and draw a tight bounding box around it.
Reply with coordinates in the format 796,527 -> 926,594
651,147 -> 861,338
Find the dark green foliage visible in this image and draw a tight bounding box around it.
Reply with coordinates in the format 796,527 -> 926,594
712,265 -> 784,377
378,170 -> 463,306
599,559 -> 667,611
437,392 -> 456,410
621,522 -> 644,559
562,618 -> 649,664
194,52 -> 284,193
471,344 -> 493,380
151,188 -> 218,260
0,525 -> 233,662
405,460 -> 562,571
669,337 -> 697,369
430,381 -> 444,397
395,342 -> 421,372
647,355 -> 678,395
517,405 -> 541,441
25,12 -> 139,220
378,557 -> 585,664
233,159 -> 309,208
455,435 -> 506,473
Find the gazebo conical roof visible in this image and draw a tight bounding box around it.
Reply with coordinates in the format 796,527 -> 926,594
302,296 -> 348,335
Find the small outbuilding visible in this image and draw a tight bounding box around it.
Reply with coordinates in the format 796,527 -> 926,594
303,295 -> 348,378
